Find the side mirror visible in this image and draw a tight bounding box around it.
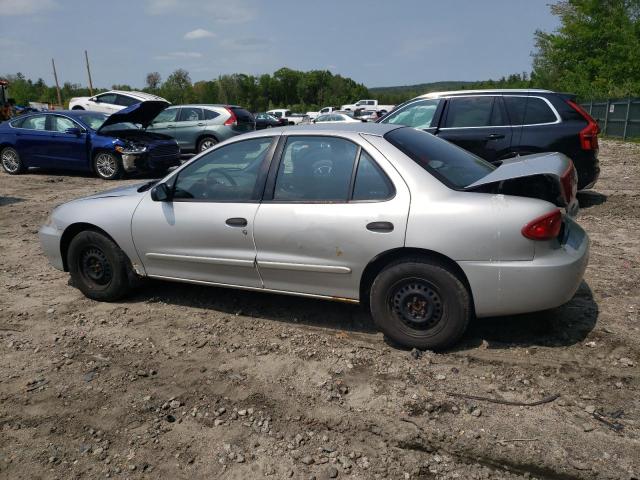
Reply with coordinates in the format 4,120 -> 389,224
90,97 -> 97,102
150,183 -> 171,202
65,127 -> 82,136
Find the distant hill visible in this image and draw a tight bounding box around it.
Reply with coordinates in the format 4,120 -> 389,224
369,80 -> 476,95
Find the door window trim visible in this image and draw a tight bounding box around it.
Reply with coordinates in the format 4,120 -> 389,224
168,136 -> 278,204
262,134 -> 396,204
502,95 -> 562,127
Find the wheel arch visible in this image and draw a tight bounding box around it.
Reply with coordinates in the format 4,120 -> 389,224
71,106 -> 85,110
59,222 -> 119,271
359,247 -> 474,309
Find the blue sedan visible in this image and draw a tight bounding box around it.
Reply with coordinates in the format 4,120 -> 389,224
0,101 -> 181,180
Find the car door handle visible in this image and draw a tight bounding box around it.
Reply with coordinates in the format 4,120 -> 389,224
226,217 -> 248,227
366,221 -> 394,233
486,133 -> 505,140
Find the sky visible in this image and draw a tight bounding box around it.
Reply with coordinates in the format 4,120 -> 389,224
0,0 -> 560,89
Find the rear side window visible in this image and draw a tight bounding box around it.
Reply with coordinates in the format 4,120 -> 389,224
385,127 -> 494,188
179,107 -> 203,122
444,96 -> 497,128
204,109 -> 220,121
115,95 -> 138,107
504,96 -> 558,125
19,115 -> 47,130
230,107 -> 254,124
352,151 -> 394,201
381,99 -> 440,129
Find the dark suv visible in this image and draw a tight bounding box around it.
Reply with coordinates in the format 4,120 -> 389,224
379,89 -> 600,189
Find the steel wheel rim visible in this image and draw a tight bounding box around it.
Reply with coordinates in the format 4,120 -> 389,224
389,278 -> 444,331
95,153 -> 116,178
79,247 -> 112,286
200,140 -> 216,151
2,149 -> 20,173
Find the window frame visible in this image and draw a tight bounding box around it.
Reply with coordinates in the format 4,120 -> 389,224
168,136 -> 278,204
262,134 -> 396,204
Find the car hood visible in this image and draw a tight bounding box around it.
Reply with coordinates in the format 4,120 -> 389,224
76,182 -> 147,201
98,100 -> 170,132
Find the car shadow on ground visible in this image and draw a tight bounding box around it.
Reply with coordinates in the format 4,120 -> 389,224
0,196 -> 24,206
578,190 -> 607,208
127,279 -> 598,350
458,280 -> 598,351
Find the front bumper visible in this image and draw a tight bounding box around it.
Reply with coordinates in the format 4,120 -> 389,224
39,223 -> 65,271
121,153 -> 181,173
459,218 -> 589,317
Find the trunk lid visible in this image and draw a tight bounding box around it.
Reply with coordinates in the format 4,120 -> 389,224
465,152 -> 579,216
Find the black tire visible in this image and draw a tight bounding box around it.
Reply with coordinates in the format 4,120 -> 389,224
67,231 -> 133,301
1,146 -> 26,175
370,258 -> 470,350
93,151 -> 123,180
197,136 -> 217,153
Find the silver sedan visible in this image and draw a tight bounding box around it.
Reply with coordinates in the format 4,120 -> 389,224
39,124 -> 589,350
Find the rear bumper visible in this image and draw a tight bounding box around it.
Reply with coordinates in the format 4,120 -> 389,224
38,224 -> 64,271
459,219 -> 589,317
575,150 -> 600,190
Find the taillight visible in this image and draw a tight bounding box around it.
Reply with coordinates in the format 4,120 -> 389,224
224,107 -> 237,126
522,209 -> 563,241
560,161 -> 577,204
567,100 -> 599,150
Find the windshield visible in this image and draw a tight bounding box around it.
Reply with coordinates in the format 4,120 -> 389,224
74,112 -> 108,130
385,127 -> 495,188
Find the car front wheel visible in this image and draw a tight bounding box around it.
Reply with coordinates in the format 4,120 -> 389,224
370,258 -> 471,350
93,151 -> 123,180
67,230 -> 133,301
1,147 -> 25,175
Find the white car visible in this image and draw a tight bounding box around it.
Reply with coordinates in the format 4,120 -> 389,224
69,90 -> 169,114
266,109 -> 306,125
340,99 -> 395,114
314,113 -> 364,124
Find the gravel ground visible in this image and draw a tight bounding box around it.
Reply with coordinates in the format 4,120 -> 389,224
0,139 -> 638,480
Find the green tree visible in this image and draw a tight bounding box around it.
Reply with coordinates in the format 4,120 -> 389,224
532,0 -> 640,99
161,69 -> 194,104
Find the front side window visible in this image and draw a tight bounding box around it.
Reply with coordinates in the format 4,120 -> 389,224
74,112 -> 108,130
20,115 -> 47,130
381,99 -> 440,129
179,107 -> 204,122
352,151 -> 394,201
504,96 -> 557,125
95,93 -> 117,104
315,114 -> 330,122
49,116 -> 76,132
271,111 -> 282,118
444,96 -> 495,128
173,137 -> 273,201
153,108 -> 178,123
274,136 -> 358,201
385,127 -> 494,189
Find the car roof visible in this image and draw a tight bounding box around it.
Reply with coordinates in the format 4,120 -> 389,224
164,104 -> 242,109
418,88 -> 555,99
105,90 -> 166,102
238,122 -> 401,139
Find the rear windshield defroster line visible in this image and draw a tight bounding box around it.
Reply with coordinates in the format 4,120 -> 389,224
384,127 -> 495,189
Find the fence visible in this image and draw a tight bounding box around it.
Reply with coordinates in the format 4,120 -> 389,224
581,98 -> 640,140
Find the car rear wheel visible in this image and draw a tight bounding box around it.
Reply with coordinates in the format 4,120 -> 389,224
93,151 -> 122,180
1,147 -> 25,175
67,230 -> 133,301
72,106 -> 85,110
198,137 -> 217,152
370,259 -> 471,350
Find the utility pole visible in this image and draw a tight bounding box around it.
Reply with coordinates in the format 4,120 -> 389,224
51,58 -> 62,107
85,50 -> 94,96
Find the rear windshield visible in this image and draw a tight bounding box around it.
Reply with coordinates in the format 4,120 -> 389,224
230,107 -> 254,124
384,127 -> 495,188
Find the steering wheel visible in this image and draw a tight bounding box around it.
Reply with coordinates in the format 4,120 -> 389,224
206,169 -> 237,186
312,159 -> 333,177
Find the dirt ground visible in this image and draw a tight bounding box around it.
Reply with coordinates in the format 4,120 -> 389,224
0,139 -> 638,480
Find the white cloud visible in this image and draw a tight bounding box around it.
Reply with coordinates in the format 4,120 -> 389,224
146,0 -> 255,23
154,51 -> 203,60
184,28 -> 216,40
0,0 -> 57,15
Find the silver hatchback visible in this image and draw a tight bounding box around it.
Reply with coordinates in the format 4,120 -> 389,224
39,124 -> 589,350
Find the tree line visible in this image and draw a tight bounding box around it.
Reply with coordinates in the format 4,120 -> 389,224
3,1 -> 639,110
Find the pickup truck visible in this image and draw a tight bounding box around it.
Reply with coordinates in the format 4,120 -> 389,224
306,106 -> 339,120
340,100 -> 395,113
266,109 -> 306,125
340,99 -> 395,114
